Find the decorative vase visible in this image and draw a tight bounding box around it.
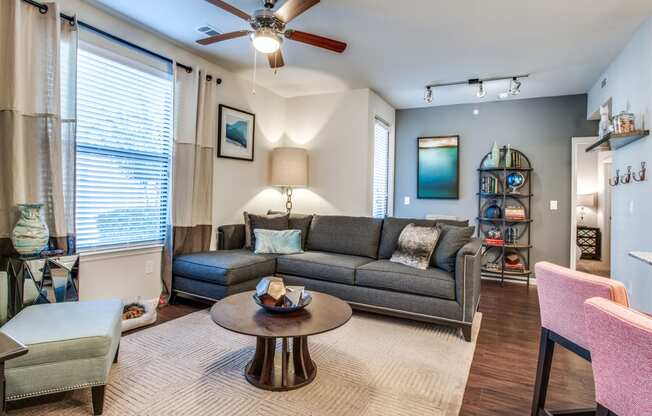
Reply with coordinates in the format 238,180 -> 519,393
505,144 -> 512,168
487,142 -> 500,168
11,204 -> 49,256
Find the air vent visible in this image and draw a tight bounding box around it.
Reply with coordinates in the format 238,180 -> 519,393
196,25 -> 220,37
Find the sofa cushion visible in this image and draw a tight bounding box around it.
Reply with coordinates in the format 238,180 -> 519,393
356,260 -> 456,300
307,215 -> 383,258
173,249 -> 277,286
432,224 -> 476,271
378,217 -> 469,259
2,299 -> 122,368
277,251 -> 374,285
268,211 -> 314,249
247,213 -> 289,249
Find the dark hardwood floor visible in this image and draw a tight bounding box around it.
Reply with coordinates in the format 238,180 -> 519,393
158,280 -> 595,415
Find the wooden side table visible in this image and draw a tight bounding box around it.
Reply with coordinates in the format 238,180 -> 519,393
576,226 -> 601,260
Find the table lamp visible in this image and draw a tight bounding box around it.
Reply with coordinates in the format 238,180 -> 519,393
270,147 -> 308,214
577,193 -> 597,226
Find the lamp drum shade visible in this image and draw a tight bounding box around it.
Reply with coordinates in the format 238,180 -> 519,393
271,147 -> 308,187
577,193 -> 597,208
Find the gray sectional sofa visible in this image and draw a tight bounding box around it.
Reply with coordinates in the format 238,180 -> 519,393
172,215 -> 482,341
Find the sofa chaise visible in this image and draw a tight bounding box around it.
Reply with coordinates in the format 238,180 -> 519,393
172,215 -> 482,341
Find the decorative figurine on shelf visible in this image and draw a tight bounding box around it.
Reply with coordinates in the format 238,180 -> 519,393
485,201 -> 502,219
505,145 -> 512,168
486,142 -> 501,168
11,203 -> 49,256
506,172 -> 525,193
599,104 -> 611,138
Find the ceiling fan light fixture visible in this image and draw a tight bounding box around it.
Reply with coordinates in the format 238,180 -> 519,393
251,28 -> 282,54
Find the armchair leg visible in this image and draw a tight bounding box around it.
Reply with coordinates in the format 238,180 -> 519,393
461,324 -> 472,342
91,385 -> 106,415
532,328 -> 555,416
113,345 -> 119,364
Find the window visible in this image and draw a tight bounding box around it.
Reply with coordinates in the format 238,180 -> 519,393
75,37 -> 173,251
372,117 -> 391,218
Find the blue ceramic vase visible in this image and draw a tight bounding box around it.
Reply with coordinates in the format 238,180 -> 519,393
11,204 -> 49,256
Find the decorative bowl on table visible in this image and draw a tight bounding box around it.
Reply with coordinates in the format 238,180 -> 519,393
253,276 -> 312,313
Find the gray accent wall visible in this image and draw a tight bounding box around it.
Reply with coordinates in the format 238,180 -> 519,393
394,95 -> 598,269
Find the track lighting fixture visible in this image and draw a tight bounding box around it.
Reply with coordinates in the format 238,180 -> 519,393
509,77 -> 522,95
423,74 -> 528,103
424,86 -> 433,103
476,81 -> 487,98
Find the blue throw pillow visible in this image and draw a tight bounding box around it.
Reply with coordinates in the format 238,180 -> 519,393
254,229 -> 303,254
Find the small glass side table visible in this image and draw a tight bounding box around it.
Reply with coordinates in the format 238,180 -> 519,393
6,254 -> 80,318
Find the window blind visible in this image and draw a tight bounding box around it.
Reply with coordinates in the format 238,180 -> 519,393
75,41 -> 173,251
372,118 -> 391,218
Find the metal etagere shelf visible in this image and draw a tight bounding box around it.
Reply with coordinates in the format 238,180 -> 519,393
477,146 -> 533,285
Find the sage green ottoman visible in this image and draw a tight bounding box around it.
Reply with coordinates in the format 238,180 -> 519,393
2,299 -> 122,415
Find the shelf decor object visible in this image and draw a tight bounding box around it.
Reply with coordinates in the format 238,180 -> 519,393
477,145 -> 533,285
586,129 -> 649,152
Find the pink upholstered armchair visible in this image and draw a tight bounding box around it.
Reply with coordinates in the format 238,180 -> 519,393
531,262 -> 629,416
584,297 -> 652,416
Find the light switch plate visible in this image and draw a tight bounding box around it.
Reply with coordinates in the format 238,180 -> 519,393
404,196 -> 411,205
145,260 -> 154,274
550,200 -> 558,210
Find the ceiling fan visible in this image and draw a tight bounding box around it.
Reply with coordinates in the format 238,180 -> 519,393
197,0 -> 347,69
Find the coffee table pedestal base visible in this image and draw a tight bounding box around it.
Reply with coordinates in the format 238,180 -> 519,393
245,336 -> 316,391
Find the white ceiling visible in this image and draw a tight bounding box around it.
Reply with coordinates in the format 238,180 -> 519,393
88,0 -> 652,109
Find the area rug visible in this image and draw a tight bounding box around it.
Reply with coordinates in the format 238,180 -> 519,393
10,310 -> 481,416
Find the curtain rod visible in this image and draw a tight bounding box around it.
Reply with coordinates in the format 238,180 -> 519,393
22,0 -> 201,77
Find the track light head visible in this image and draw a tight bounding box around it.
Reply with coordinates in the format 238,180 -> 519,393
509,77 -> 522,95
424,86 -> 433,103
476,81 -> 487,98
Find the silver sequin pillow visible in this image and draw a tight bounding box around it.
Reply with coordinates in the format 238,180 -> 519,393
390,224 -> 440,270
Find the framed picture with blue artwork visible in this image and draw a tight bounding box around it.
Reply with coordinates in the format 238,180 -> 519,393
417,135 -> 460,199
218,104 -> 256,161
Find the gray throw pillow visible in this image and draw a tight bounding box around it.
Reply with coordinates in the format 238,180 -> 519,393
432,224 -> 475,271
268,210 -> 313,249
244,212 -> 289,249
390,224 -> 440,270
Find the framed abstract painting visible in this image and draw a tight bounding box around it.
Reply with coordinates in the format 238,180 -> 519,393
218,104 -> 255,161
417,136 -> 460,199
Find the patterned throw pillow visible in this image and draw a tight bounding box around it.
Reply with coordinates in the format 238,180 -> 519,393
253,229 -> 303,254
390,224 -> 440,270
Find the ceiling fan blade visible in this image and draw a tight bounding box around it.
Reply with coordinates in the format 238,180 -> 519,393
204,0 -> 251,21
285,30 -> 347,53
268,50 -> 285,68
197,30 -> 250,45
275,0 -> 319,23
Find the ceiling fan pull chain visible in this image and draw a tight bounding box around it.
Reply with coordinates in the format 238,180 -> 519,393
252,47 -> 257,95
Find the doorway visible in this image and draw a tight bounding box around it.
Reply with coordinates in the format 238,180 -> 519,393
570,137 -> 612,277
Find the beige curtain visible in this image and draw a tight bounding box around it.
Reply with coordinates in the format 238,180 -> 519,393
161,69 -> 216,297
0,1 -> 77,257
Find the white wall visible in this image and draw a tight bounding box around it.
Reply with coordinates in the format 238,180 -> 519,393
283,89 -> 396,217
587,16 -> 652,313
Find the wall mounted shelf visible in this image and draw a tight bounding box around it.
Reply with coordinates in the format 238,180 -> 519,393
586,130 -> 649,152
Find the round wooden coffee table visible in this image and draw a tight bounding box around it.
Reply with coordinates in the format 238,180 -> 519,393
211,290 -> 352,391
